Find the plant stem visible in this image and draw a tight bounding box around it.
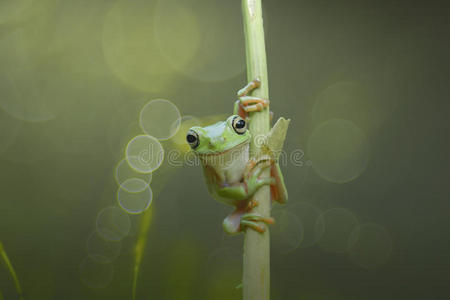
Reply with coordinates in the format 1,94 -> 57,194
241,1 -> 271,299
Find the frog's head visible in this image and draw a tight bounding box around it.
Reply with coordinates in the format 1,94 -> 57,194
186,115 -> 250,155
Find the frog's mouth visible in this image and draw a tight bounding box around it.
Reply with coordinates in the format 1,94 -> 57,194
196,140 -> 250,157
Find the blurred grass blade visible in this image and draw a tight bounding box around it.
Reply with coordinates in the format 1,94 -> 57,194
0,241 -> 24,300
132,208 -> 153,300
131,160 -> 178,300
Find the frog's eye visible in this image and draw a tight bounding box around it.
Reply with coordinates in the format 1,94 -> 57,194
232,116 -> 247,134
186,130 -> 199,149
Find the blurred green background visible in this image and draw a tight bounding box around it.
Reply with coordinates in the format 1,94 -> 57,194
0,0 -> 449,299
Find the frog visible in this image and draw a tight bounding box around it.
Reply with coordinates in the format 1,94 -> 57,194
186,79 -> 289,234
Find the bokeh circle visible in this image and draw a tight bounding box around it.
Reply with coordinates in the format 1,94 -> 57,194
308,119 -> 369,183
114,158 -> 152,192
117,178 -> 153,214
348,223 -> 393,268
139,99 -> 181,140
86,231 -> 121,263
79,256 -> 114,289
96,206 -> 131,241
126,135 -> 164,173
315,208 -> 359,253
271,209 -> 304,254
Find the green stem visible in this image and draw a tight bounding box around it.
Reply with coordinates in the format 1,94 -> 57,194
132,208 -> 153,300
241,1 -> 271,299
0,241 -> 24,300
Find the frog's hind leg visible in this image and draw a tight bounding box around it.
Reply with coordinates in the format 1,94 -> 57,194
271,163 -> 288,204
223,201 -> 275,234
223,209 -> 245,235
241,213 -> 275,233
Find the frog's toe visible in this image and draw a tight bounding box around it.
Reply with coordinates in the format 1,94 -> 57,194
237,78 -> 261,97
241,220 -> 266,233
257,177 -> 276,187
242,213 -> 274,225
252,160 -> 274,177
240,213 -> 275,233
238,97 -> 270,113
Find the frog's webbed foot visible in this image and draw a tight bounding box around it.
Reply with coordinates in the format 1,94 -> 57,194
244,157 -> 275,179
239,160 -> 276,234
238,97 -> 270,113
234,78 -> 271,120
237,78 -> 261,97
244,159 -> 276,197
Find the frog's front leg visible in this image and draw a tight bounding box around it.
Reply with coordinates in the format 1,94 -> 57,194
215,159 -> 274,200
234,78 -> 270,120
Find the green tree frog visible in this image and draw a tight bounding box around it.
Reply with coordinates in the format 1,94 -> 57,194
186,79 -> 290,235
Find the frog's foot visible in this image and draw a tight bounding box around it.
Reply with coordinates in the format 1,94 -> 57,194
245,161 -> 276,197
239,96 -> 270,113
234,97 -> 270,121
241,213 -> 275,233
244,157 -> 275,179
237,78 -> 261,97
243,158 -> 258,178
234,78 -> 270,119
222,200 -> 275,235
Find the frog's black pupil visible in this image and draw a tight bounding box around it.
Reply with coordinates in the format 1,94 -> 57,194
187,134 -> 197,143
236,119 -> 245,129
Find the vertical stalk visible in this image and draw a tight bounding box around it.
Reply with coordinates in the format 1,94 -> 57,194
241,1 -> 271,299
